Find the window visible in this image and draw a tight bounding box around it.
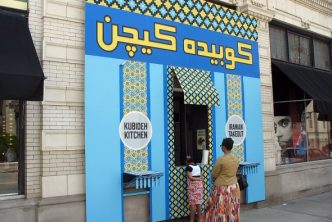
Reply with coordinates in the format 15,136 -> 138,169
0,100 -> 24,195
0,0 -> 28,11
270,23 -> 331,70
270,26 -> 287,61
288,32 -> 311,66
314,39 -> 331,70
272,70 -> 332,165
173,81 -> 208,166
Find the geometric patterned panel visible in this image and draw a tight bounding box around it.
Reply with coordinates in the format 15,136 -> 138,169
166,66 -> 214,219
122,61 -> 149,172
86,0 -> 258,41
226,74 -> 244,162
171,66 -> 220,106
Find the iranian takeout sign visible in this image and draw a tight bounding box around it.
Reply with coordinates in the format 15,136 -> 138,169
225,115 -> 246,146
119,111 -> 152,150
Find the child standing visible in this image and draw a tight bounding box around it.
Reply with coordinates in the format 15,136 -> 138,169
186,156 -> 203,222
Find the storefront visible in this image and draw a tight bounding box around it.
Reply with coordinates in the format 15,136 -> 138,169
270,22 -> 332,166
85,0 -> 265,221
0,2 -> 44,197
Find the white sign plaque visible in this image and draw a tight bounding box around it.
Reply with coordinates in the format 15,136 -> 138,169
225,115 -> 246,146
119,111 -> 152,150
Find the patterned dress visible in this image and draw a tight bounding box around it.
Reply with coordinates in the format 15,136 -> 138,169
186,164 -> 203,205
187,179 -> 204,205
202,183 -> 240,221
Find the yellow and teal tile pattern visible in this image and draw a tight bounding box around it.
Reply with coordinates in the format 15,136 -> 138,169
226,74 -> 244,161
172,66 -> 220,106
122,61 -> 149,172
166,66 -> 214,219
86,0 -> 258,41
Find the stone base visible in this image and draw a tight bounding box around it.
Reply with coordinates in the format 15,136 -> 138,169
0,195 -> 85,222
262,159 -> 332,207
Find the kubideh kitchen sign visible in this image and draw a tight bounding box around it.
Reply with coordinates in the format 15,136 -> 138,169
119,111 -> 152,150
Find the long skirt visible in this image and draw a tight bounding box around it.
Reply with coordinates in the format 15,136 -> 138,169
201,183 -> 240,222
187,180 -> 204,205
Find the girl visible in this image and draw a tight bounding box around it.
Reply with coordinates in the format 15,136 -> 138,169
186,156 -> 203,222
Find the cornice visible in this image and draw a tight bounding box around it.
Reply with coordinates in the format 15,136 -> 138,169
239,3 -> 275,22
293,0 -> 332,15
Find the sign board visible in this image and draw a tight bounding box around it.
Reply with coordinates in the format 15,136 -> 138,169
225,115 -> 246,146
119,111 -> 152,150
196,129 -> 206,150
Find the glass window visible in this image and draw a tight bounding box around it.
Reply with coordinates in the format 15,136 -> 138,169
173,91 -> 208,166
269,26 -> 287,61
305,107 -> 332,161
274,101 -> 309,165
0,0 -> 28,11
0,100 -> 22,195
314,39 -> 331,70
273,87 -> 332,165
288,32 -> 311,66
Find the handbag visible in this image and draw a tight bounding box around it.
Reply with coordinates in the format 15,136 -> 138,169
237,170 -> 248,191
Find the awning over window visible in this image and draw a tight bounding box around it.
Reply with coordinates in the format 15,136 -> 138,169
172,66 -> 220,106
272,60 -> 332,115
0,11 -> 44,101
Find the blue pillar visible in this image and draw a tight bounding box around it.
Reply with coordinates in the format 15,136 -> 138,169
213,72 -> 227,160
149,63 -> 167,221
243,76 -> 265,203
85,56 -> 125,222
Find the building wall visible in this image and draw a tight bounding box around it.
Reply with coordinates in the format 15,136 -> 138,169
239,0 -> 332,203
26,0 -> 44,199
40,0 -> 85,198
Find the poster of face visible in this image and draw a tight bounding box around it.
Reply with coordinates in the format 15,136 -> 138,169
274,116 -> 293,149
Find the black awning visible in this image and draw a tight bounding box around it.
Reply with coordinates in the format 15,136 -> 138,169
0,11 -> 44,101
272,60 -> 332,115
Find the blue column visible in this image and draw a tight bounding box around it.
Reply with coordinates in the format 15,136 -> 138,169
85,56 -> 125,222
149,63 -> 167,221
243,76 -> 265,203
213,72 -> 227,160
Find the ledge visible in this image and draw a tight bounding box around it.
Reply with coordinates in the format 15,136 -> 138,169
266,159 -> 332,176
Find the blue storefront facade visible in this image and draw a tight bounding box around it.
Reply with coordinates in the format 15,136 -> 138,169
85,0 -> 265,221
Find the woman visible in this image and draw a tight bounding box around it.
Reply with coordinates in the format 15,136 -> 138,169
186,156 -> 203,222
202,138 -> 240,222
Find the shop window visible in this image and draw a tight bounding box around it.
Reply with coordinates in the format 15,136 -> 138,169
0,100 -> 24,195
270,26 -> 287,61
288,32 -> 311,66
314,39 -> 331,70
272,73 -> 332,165
173,89 -> 208,166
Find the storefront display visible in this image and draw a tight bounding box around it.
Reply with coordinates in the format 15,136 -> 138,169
85,0 -> 264,221
270,24 -> 332,165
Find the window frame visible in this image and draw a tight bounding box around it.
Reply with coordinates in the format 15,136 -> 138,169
269,21 -> 332,71
0,100 -> 25,196
173,91 -> 209,166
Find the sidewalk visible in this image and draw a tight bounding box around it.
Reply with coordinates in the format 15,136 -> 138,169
241,191 -> 332,222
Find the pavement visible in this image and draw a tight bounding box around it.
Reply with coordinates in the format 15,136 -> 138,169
168,191 -> 332,222
241,191 -> 332,222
